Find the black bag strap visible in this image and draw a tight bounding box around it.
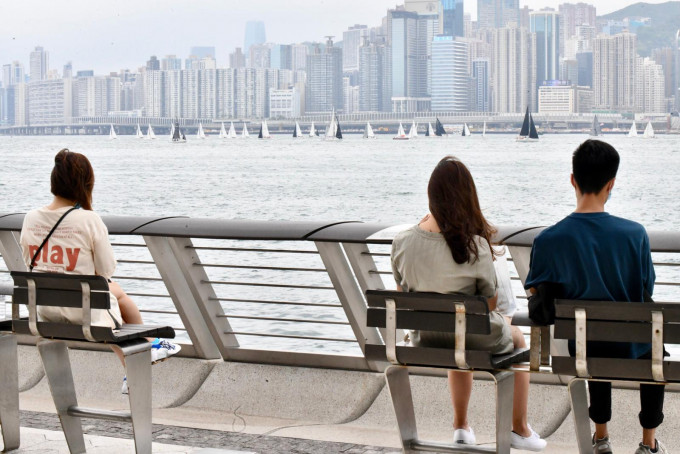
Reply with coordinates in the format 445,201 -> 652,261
30,206 -> 80,271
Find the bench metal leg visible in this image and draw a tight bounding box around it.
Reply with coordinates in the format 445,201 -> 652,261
385,366 -> 418,453
0,334 -> 20,451
123,347 -> 153,454
494,371 -> 514,454
568,379 -> 592,454
38,340 -> 86,454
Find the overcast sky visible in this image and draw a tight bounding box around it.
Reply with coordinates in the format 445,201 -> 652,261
0,0 -> 671,74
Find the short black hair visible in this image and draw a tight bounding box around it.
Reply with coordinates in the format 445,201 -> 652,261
572,139 -> 620,194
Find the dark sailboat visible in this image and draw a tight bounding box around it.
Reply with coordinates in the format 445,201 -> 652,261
258,124 -> 263,139
335,114 -> 342,139
517,107 -> 539,141
434,118 -> 446,136
172,121 -> 186,143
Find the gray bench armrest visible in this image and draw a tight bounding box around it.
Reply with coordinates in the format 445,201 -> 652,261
511,311 -> 548,327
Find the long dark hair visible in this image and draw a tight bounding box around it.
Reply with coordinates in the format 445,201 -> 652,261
50,149 -> 95,210
428,156 -> 497,264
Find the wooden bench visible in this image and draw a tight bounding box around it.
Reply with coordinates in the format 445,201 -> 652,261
364,290 -> 530,454
0,318 -> 19,451
551,299 -> 680,454
10,271 -> 176,454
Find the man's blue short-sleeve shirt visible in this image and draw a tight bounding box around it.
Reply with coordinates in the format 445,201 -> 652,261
525,212 -> 655,358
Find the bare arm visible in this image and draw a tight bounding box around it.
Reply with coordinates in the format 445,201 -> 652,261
487,292 -> 498,312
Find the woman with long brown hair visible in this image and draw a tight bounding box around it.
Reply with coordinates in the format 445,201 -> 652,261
390,156 -> 545,450
19,149 -> 180,393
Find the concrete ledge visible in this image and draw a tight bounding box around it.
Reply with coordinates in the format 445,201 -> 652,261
181,361 -> 385,424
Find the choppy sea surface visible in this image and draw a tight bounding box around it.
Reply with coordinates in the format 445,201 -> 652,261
1,133 -> 679,354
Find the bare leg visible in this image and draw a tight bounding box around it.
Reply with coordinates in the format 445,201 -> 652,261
595,423 -> 608,440
509,325 -> 531,437
449,370 -> 473,430
642,428 -> 655,448
109,280 -> 143,324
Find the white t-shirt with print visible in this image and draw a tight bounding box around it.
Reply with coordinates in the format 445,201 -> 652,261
20,206 -> 122,328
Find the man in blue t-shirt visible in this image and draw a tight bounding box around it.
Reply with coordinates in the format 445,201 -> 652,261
524,140 -> 665,454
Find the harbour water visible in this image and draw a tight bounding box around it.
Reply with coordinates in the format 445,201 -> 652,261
1,133 -> 679,353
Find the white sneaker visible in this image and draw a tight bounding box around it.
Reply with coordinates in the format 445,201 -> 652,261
453,427 -> 476,444
511,426 -> 547,452
150,338 -> 181,363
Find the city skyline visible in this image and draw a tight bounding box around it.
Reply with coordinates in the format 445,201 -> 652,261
0,0 -> 672,74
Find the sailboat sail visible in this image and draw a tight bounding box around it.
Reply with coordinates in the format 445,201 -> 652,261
228,122 -> 237,138
309,122 -> 317,137
628,122 -> 638,137
335,115 -> 342,139
147,125 -> 156,139
197,123 -> 206,139
434,118 -> 446,136
519,108 -> 531,137
517,107 -> 538,141
408,121 -> 418,138
172,121 -> 185,142
219,122 -> 227,138
462,123 -> 471,137
363,122 -> 375,138
242,123 -> 250,138
528,115 -> 539,139
325,109 -> 338,139
258,123 -> 263,139
109,125 -> 117,140
394,122 -> 409,140
426,122 -> 434,137
482,121 -> 486,137
293,121 -> 302,138
643,121 -> 655,138
136,124 -> 143,138
591,116 -> 602,136
262,120 -> 271,138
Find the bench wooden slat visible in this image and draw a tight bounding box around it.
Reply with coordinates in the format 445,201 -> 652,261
13,320 -> 174,343
552,356 -> 680,382
367,308 -> 491,335
13,287 -> 111,309
555,300 -> 680,323
366,343 -> 529,370
366,290 -> 489,315
12,272 -> 110,291
552,319 -> 680,344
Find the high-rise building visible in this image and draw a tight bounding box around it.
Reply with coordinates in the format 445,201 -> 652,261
146,56 -> 160,71
472,59 -> 491,112
576,51 -> 593,87
74,76 -> 121,117
343,77 -> 360,113
538,83 -> 592,113
343,25 -> 369,72
404,0 -> 440,14
676,30 -> 680,110
271,45 -> 293,70
28,79 -> 72,124
651,47 -> 676,100
440,0 -> 464,37
636,57 -> 665,113
229,48 -> 246,68
249,43 -> 272,69
359,42 -> 388,111
478,0 -> 520,30
12,83 -> 29,126
305,38 -> 343,112
558,3 -> 596,57
292,44 -> 309,72
216,68 -> 236,118
29,46 -> 49,82
531,10 -> 560,87
269,86 -> 301,118
63,62 -> 73,79
143,70 -> 163,117
520,6 -> 532,28
244,21 -> 266,58
593,32 -> 637,111
431,36 -> 469,111
492,26 -> 537,113
3,61 -> 25,87
387,8 -> 438,104
161,55 -> 182,71
190,47 -> 216,59
561,59 -> 578,84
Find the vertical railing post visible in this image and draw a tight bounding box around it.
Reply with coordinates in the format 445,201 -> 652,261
0,231 -> 28,272
144,236 -> 232,360
315,241 -> 383,371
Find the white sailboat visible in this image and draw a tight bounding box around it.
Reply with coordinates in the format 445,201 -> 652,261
363,122 -> 375,139
228,122 -> 237,138
643,121 -> 655,139
197,123 -> 206,139
324,109 -> 342,140
426,122 -> 435,137
628,122 -> 638,137
293,121 -> 303,138
135,124 -> 144,139
147,125 -> 156,139
170,123 -> 175,140
219,122 -> 227,138
258,120 -> 271,139
242,123 -> 250,138
482,121 -> 486,138
109,125 -> 117,140
408,121 -> 418,138
462,123 -> 471,137
309,122 -> 317,137
393,122 -> 409,140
